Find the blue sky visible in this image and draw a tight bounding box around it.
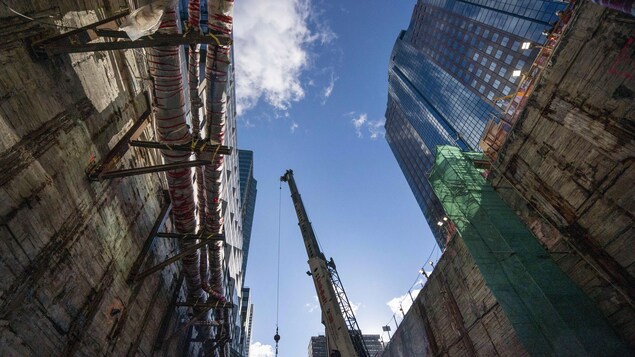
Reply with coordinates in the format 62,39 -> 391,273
233,0 -> 439,355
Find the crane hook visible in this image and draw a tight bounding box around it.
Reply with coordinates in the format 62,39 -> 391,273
274,326 -> 281,356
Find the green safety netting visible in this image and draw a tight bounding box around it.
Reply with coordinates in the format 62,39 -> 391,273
429,145 -> 629,357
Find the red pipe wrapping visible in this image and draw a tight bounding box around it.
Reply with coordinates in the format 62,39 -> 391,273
148,7 -> 204,301
187,0 -> 212,295
203,0 -> 234,303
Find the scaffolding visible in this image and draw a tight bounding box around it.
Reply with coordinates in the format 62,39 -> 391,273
428,145 -> 630,357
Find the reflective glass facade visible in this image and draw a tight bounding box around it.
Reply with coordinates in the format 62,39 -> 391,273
238,150 -> 257,283
307,335 -> 384,357
386,0 -> 564,248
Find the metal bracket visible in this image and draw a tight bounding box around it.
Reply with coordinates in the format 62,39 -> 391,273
127,194 -> 172,283
132,234 -> 225,282
86,91 -> 231,181
29,10 -> 231,59
175,301 -> 234,309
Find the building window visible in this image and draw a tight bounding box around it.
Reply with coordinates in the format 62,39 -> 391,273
489,62 -> 496,71
499,67 -> 507,76
484,74 -> 491,82
476,69 -> 483,77
473,53 -> 479,60
505,54 -> 513,64
501,37 -> 509,46
487,91 -> 495,100
503,86 -> 511,95
493,79 -> 501,89
483,29 -> 490,38
486,45 -> 493,54
512,41 -> 520,51
517,59 -> 526,69
492,33 -> 499,42
481,57 -> 487,66
495,49 -> 503,59
479,85 -> 485,93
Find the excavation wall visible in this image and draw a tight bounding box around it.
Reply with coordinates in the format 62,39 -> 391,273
489,1 -> 635,346
0,1 -> 186,355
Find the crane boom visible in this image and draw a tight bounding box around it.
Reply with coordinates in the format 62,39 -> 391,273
281,170 -> 369,357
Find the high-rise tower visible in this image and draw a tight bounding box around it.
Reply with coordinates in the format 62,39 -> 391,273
238,150 -> 257,282
385,0 -> 565,248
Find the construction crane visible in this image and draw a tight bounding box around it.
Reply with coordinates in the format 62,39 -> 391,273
281,170 -> 369,357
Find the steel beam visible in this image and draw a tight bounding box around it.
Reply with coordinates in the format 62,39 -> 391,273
175,301 -> 234,309
133,235 -> 225,282
87,92 -> 151,179
37,32 -> 230,56
93,160 -> 211,181
153,275 -> 185,351
30,11 -> 129,51
30,10 -> 231,58
127,196 -> 172,283
156,232 -> 225,241
129,140 -> 232,155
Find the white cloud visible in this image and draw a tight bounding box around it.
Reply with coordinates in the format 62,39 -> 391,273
290,121 -> 299,133
321,73 -> 337,104
349,113 -> 385,139
350,301 -> 361,314
387,288 -> 421,316
305,295 -> 319,312
368,118 -> 386,139
250,342 -> 275,357
351,113 -> 367,137
234,0 -> 335,115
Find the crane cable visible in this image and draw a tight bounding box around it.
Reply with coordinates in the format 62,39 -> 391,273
274,182 -> 282,356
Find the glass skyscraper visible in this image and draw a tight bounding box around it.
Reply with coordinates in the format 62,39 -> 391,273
386,0 -> 565,248
307,334 -> 384,357
238,150 -> 257,282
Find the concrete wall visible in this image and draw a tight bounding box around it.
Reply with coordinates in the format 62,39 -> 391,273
0,1 -> 187,355
489,1 -> 635,347
382,236 -> 528,357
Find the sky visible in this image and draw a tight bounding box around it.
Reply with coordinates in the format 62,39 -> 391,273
232,0 -> 440,355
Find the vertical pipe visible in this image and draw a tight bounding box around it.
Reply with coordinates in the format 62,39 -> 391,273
148,6 -> 204,301
187,0 -> 211,296
203,0 -> 234,302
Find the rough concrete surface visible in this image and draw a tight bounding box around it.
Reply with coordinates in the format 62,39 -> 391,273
0,1 -> 188,355
382,236 -> 528,357
489,1 -> 635,347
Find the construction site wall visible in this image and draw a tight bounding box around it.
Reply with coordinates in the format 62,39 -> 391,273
382,236 -> 528,357
0,1 -> 187,355
488,1 -> 635,346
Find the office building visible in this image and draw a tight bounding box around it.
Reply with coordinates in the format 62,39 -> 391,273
308,334 -> 384,357
362,335 -> 384,356
385,0 -> 565,248
240,288 -> 254,357
238,150 -> 257,283
308,335 -> 328,357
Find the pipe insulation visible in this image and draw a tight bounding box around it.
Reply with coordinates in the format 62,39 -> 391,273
203,0 -> 234,302
186,0 -> 212,296
148,6 -> 205,301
